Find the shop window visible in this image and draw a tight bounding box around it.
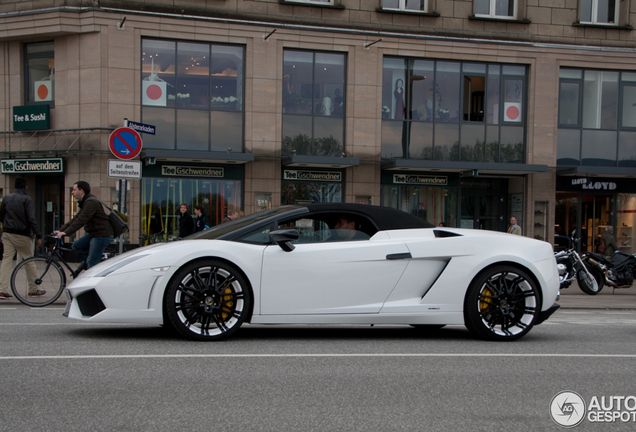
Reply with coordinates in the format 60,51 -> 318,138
380,184 -> 458,227
141,176 -> 242,239
579,0 -> 618,25
475,0 -> 516,19
282,50 -> 346,157
141,39 -> 244,151
281,180 -> 342,204
382,57 -> 526,162
557,68 -> 633,166
24,41 -> 54,105
382,0 -> 428,12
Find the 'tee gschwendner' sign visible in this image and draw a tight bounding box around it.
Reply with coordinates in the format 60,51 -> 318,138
1,158 -> 64,174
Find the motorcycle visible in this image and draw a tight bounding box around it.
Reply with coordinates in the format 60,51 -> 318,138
581,248 -> 636,292
555,237 -> 605,295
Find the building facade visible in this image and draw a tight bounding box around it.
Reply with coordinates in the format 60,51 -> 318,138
1,0 -> 635,250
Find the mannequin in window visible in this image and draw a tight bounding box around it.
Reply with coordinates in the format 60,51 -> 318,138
394,79 -> 405,120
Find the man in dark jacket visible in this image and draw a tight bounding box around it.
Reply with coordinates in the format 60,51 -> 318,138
0,177 -> 43,298
56,181 -> 114,269
178,203 -> 194,238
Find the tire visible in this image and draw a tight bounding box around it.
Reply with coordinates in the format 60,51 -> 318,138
10,257 -> 66,307
576,268 -> 604,295
164,259 -> 252,341
464,265 -> 539,341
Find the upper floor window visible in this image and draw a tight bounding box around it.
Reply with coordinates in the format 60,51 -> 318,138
557,68 -> 635,167
382,0 -> 427,12
475,0 -> 516,19
580,0 -> 618,25
24,41 -> 54,105
282,50 -> 346,157
382,57 -> 527,163
284,0 -> 334,4
141,39 -> 245,152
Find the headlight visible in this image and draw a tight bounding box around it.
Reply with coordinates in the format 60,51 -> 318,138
94,254 -> 150,277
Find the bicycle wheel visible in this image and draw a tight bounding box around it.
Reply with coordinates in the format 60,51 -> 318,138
11,257 -> 66,307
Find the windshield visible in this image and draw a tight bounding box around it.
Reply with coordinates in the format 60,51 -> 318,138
184,206 -> 302,240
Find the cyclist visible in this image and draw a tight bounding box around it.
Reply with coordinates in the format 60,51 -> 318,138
0,178 -> 42,298
55,181 -> 114,270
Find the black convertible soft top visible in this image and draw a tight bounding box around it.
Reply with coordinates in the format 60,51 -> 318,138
303,203 -> 434,231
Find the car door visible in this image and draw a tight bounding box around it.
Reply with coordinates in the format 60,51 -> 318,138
260,216 -> 411,315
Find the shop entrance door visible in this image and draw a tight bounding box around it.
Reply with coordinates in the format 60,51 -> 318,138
460,179 -> 507,231
581,194 -> 614,253
35,176 -> 64,243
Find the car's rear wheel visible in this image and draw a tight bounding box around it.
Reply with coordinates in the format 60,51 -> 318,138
165,259 -> 252,341
464,265 -> 539,341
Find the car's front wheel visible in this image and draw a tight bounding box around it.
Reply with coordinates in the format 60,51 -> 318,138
165,259 -> 252,341
464,265 -> 539,341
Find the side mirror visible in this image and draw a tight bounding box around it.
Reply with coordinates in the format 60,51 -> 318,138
269,229 -> 299,252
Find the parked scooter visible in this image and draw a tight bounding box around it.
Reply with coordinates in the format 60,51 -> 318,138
581,248 -> 636,291
555,237 -> 604,295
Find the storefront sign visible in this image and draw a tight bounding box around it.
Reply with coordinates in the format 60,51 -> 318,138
12,105 -> 50,131
107,160 -> 142,179
1,158 -> 63,174
392,174 -> 447,186
284,170 -> 342,182
162,165 -> 224,178
556,177 -> 636,193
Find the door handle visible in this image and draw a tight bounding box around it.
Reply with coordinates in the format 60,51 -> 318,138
386,253 -> 412,260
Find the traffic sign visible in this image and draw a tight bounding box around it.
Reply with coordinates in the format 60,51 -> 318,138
107,159 -> 142,179
109,127 -> 143,160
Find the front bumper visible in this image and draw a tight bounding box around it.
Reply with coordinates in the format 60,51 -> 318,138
535,303 -> 560,325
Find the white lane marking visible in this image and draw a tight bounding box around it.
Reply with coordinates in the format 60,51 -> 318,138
2,353 -> 636,360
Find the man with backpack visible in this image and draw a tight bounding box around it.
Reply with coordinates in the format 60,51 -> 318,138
55,181 -> 114,269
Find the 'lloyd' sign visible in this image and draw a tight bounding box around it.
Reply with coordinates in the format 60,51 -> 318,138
13,105 -> 50,130
1,158 -> 64,174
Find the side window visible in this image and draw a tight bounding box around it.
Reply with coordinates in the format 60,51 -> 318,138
25,41 -> 55,104
277,214 -> 373,244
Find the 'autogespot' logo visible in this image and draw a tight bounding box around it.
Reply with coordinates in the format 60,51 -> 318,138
550,391 -> 586,427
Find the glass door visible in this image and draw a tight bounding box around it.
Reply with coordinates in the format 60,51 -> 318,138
35,176 -> 64,247
581,194 -> 614,253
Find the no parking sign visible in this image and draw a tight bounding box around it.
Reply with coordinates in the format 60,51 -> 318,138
109,127 -> 143,160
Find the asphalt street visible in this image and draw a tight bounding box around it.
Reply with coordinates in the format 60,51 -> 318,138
1,285 -> 636,431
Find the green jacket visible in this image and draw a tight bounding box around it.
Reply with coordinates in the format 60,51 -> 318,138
60,193 -> 114,238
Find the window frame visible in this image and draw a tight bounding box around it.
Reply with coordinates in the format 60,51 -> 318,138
381,0 -> 428,13
140,38 -> 246,152
24,40 -> 55,106
579,0 -> 619,25
474,0 -> 517,20
282,49 -> 347,158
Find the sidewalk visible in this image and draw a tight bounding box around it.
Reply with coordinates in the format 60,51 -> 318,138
558,281 -> 636,310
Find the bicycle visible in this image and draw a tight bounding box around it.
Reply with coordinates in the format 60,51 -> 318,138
138,229 -> 165,246
10,235 -> 87,307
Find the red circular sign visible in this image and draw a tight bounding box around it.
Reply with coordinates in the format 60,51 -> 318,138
109,127 -> 143,160
145,84 -> 163,101
506,105 -> 520,120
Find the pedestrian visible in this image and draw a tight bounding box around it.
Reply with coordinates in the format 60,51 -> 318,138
55,181 -> 114,270
0,177 -> 43,298
194,205 -> 210,232
222,209 -> 238,223
178,203 -> 194,238
508,217 -> 522,235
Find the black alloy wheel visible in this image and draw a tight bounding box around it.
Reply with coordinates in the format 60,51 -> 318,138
165,259 -> 252,341
464,265 -> 539,341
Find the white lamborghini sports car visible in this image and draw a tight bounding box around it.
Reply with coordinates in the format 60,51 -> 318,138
64,204 -> 560,341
